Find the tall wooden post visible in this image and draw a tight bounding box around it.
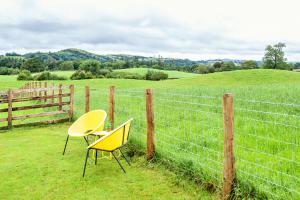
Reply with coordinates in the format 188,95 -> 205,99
30,82 -> 33,96
7,89 -> 13,129
109,86 -> 115,129
145,89 -> 154,160
69,85 -> 74,121
58,84 -> 62,111
223,93 -> 235,199
44,82 -> 47,102
39,82 -> 42,97
52,82 -> 55,103
85,86 -> 90,113
35,82 -> 38,96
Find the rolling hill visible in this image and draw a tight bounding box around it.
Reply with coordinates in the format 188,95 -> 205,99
8,48 -> 248,66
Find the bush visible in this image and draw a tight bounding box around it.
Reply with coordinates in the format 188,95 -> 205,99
241,60 -> 259,69
17,70 -> 33,80
107,71 -> 144,80
145,70 -> 168,81
0,67 -> 19,75
33,72 -> 67,80
98,69 -> 112,77
70,70 -> 94,80
207,66 -> 215,73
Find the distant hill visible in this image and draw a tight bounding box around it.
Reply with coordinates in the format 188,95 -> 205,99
11,48 -> 251,66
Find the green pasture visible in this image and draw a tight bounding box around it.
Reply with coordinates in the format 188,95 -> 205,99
0,124 -> 214,199
0,69 -> 300,199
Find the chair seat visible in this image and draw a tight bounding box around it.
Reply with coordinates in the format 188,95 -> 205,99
92,130 -> 109,136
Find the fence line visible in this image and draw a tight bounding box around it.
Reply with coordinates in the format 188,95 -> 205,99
2,83 -> 298,199
108,86 -> 299,199
0,81 -> 74,130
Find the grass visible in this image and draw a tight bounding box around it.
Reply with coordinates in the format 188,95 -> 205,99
0,69 -> 300,199
0,123 -> 215,199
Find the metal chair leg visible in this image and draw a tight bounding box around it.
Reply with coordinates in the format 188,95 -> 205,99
82,149 -> 90,177
119,149 -> 131,166
62,135 -> 69,155
95,150 -> 98,165
112,151 -> 126,173
83,136 -> 89,146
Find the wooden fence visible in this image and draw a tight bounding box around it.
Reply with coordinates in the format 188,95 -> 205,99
83,86 -> 235,199
0,82 -> 74,130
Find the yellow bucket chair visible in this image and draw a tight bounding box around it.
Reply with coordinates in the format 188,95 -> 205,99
62,110 -> 107,155
82,118 -> 133,177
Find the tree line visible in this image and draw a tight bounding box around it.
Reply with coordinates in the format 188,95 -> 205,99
1,42 -> 299,76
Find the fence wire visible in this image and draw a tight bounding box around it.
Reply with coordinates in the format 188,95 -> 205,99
105,87 -> 299,199
115,89 -> 147,150
235,98 -> 300,199
115,89 -> 224,190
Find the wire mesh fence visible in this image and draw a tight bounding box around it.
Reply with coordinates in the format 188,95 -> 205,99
153,91 -> 224,188
115,89 -> 147,150
234,97 -> 300,199
71,85 -> 299,199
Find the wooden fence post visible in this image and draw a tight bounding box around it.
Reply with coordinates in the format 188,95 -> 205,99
85,86 -> 90,113
35,82 -> 38,96
30,82 -> 33,96
7,89 -> 13,129
44,82 -> 47,102
39,82 -> 42,97
109,86 -> 115,129
58,84 -> 62,111
52,82 -> 55,103
69,84 -> 74,121
145,89 -> 154,160
223,93 -> 235,199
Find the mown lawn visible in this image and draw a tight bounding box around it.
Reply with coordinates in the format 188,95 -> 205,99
0,123 -> 215,200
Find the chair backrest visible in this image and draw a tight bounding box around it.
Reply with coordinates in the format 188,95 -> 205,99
68,110 -> 107,135
89,118 -> 133,151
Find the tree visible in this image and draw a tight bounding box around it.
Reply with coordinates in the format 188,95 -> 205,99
46,59 -> 59,71
262,43 -> 289,69
194,64 -> 209,74
241,60 -> 258,69
293,62 -> 300,69
213,62 -> 223,71
21,58 -> 45,72
73,60 -> 82,70
59,61 -> 74,71
79,60 -> 101,74
0,57 -> 24,68
221,61 -> 236,71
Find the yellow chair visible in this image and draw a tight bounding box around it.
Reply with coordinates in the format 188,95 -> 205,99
82,118 -> 133,177
62,110 -> 107,155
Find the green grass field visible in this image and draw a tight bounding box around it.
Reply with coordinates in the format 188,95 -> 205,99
0,69 -> 299,199
0,124 -> 215,199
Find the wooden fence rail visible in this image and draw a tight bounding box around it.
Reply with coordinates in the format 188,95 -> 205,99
0,82 -> 74,130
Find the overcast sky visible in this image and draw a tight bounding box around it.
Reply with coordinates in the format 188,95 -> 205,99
0,0 -> 300,61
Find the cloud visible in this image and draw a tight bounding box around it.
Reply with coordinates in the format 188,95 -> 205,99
0,0 -> 300,60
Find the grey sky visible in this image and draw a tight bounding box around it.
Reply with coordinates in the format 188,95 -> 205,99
0,0 -> 300,61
